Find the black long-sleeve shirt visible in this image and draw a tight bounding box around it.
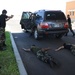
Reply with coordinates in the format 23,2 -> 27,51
68,18 -> 71,24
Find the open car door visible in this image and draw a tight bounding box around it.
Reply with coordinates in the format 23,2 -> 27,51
20,12 -> 32,30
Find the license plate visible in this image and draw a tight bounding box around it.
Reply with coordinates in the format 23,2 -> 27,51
54,24 -> 59,27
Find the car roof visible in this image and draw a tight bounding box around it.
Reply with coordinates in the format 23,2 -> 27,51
36,9 -> 62,11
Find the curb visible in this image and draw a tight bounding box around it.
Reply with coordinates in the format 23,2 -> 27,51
10,32 -> 28,75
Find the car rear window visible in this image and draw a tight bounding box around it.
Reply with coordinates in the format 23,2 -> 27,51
45,11 -> 66,20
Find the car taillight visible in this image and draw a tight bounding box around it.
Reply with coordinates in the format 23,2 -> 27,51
64,22 -> 69,28
40,23 -> 49,29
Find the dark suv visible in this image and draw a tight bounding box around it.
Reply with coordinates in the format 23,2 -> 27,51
20,10 -> 69,39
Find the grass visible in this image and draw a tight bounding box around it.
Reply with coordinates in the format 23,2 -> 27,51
0,31 -> 20,75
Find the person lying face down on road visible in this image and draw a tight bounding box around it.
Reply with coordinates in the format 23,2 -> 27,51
22,45 -> 50,54
55,43 -> 75,55
22,45 -> 59,68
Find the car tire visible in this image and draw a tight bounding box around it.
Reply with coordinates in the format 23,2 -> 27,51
25,30 -> 28,33
56,34 -> 63,39
21,25 -> 24,29
34,28 -> 40,40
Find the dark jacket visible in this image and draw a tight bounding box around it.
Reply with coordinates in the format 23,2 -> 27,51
0,14 -> 8,28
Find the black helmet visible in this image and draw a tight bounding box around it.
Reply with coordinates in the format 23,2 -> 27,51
2,9 -> 7,14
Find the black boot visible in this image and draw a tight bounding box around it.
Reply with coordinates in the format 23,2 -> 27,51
0,66 -> 1,69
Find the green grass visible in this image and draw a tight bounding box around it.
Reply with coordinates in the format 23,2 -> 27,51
0,31 -> 20,75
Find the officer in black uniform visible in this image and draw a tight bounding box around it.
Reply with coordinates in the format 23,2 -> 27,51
66,15 -> 75,36
0,9 -> 13,50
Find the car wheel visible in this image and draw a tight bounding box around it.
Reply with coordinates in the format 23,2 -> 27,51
21,24 -> 24,29
34,29 -> 39,40
25,30 -> 28,33
56,34 -> 63,39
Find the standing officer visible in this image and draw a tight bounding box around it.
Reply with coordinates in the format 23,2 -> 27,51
66,14 -> 75,36
0,9 -> 13,50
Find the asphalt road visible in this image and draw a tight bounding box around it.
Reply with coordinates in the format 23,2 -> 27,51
6,19 -> 75,75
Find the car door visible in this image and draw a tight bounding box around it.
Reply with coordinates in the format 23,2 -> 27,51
20,12 -> 31,30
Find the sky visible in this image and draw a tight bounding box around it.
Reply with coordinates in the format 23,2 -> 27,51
0,0 -> 72,15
